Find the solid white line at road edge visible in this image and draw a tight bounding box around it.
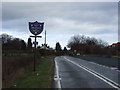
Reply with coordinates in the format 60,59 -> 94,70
54,59 -> 61,89
64,57 -> 120,89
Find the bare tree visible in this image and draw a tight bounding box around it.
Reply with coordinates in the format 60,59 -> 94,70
67,35 -> 109,55
1,33 -> 27,51
1,33 -> 13,44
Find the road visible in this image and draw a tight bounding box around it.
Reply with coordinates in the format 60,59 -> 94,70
54,56 -> 120,89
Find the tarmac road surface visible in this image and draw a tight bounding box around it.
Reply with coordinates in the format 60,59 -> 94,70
54,56 -> 120,89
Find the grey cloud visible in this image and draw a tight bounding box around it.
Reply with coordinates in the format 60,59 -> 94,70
2,2 -> 118,46
92,29 -> 117,35
2,2 -> 117,22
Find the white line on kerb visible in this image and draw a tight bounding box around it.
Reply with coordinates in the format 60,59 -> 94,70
54,59 -> 61,89
64,57 -> 120,89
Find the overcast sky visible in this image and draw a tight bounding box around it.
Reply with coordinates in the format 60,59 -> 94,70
1,2 -> 118,49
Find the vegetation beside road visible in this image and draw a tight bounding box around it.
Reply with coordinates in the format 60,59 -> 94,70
2,33 -> 120,88
68,35 -> 120,56
3,54 -> 54,88
10,56 -> 54,88
3,54 -> 35,88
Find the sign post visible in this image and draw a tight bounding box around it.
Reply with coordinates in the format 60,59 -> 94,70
29,21 -> 44,72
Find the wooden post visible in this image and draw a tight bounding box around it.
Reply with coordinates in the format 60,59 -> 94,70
30,35 -> 42,72
34,35 -> 36,72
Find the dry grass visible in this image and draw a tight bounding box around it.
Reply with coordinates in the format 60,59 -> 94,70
2,54 -> 41,88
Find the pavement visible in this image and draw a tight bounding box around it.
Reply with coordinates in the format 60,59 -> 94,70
54,56 -> 120,89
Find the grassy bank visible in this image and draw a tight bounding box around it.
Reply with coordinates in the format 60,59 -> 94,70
10,56 -> 54,88
3,54 -> 35,88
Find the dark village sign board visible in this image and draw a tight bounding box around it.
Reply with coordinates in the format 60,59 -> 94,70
29,21 -> 44,35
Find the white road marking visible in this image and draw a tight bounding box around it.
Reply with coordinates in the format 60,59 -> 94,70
54,59 -> 61,89
64,56 -> 120,89
89,60 -> 120,72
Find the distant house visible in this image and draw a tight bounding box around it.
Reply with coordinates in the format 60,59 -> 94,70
40,44 -> 53,50
109,42 -> 120,51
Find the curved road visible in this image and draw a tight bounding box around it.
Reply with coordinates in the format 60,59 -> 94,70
54,56 -> 120,89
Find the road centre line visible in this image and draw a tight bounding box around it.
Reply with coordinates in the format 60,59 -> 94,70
64,57 -> 120,89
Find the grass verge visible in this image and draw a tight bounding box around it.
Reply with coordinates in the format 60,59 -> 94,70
10,56 -> 54,88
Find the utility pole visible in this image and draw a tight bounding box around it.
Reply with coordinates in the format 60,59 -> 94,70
44,30 -> 47,56
45,30 -> 46,45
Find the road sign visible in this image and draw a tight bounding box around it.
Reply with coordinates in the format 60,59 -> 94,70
28,21 -> 43,72
29,21 -> 44,35
30,36 -> 42,38
33,41 -> 38,45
